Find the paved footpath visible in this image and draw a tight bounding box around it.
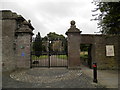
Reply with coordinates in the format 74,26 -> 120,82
81,65 -> 119,88
2,68 -> 105,88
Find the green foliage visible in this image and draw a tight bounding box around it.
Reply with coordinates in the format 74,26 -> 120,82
80,44 -> 89,51
46,32 -> 65,40
33,32 -> 42,57
42,32 -> 67,53
92,2 -> 120,34
80,54 -> 88,59
32,32 -> 68,56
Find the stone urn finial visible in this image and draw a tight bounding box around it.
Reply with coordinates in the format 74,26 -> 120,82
65,20 -> 82,35
28,20 -> 31,23
70,20 -> 75,25
70,20 -> 76,29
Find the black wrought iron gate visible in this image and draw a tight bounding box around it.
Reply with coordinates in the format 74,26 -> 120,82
31,38 -> 68,68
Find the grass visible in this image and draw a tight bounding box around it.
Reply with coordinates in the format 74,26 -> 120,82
32,51 -> 88,60
57,55 -> 67,60
32,55 -> 48,60
80,54 -> 88,58
57,51 -> 88,60
80,51 -> 88,58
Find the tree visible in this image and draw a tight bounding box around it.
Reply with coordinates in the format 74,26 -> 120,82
92,1 -> 120,34
64,37 -> 68,56
42,32 -> 67,53
46,32 -> 65,40
33,32 -> 42,57
80,44 -> 89,51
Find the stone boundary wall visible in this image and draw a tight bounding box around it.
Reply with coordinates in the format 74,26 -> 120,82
81,34 -> 119,69
1,10 -> 119,71
1,10 -> 34,72
66,20 -> 119,70
0,9 -> 2,89
2,10 -> 17,71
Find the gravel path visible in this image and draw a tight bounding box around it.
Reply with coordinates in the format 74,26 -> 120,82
2,68 -> 105,88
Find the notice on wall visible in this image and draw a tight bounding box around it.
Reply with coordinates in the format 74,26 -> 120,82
106,45 -> 115,56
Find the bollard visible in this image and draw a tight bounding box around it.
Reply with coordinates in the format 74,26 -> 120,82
93,62 -> 98,83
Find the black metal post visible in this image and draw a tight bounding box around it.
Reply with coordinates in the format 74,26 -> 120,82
93,62 -> 98,83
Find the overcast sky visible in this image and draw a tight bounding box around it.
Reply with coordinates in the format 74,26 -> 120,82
0,0 -> 100,37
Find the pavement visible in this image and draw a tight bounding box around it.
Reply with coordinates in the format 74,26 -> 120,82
2,65 -> 119,89
2,68 -> 105,88
81,64 -> 119,88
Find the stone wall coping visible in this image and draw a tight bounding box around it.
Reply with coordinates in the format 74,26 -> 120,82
81,34 -> 120,37
15,32 -> 34,35
0,10 -> 34,30
15,29 -> 34,35
0,10 -> 18,20
66,31 -> 82,35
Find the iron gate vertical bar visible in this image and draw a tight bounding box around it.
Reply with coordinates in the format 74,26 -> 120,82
48,52 -> 50,68
31,38 -> 68,68
48,39 -> 50,68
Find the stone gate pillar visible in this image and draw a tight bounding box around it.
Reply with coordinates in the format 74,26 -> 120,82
66,20 -> 82,69
15,20 -> 34,69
